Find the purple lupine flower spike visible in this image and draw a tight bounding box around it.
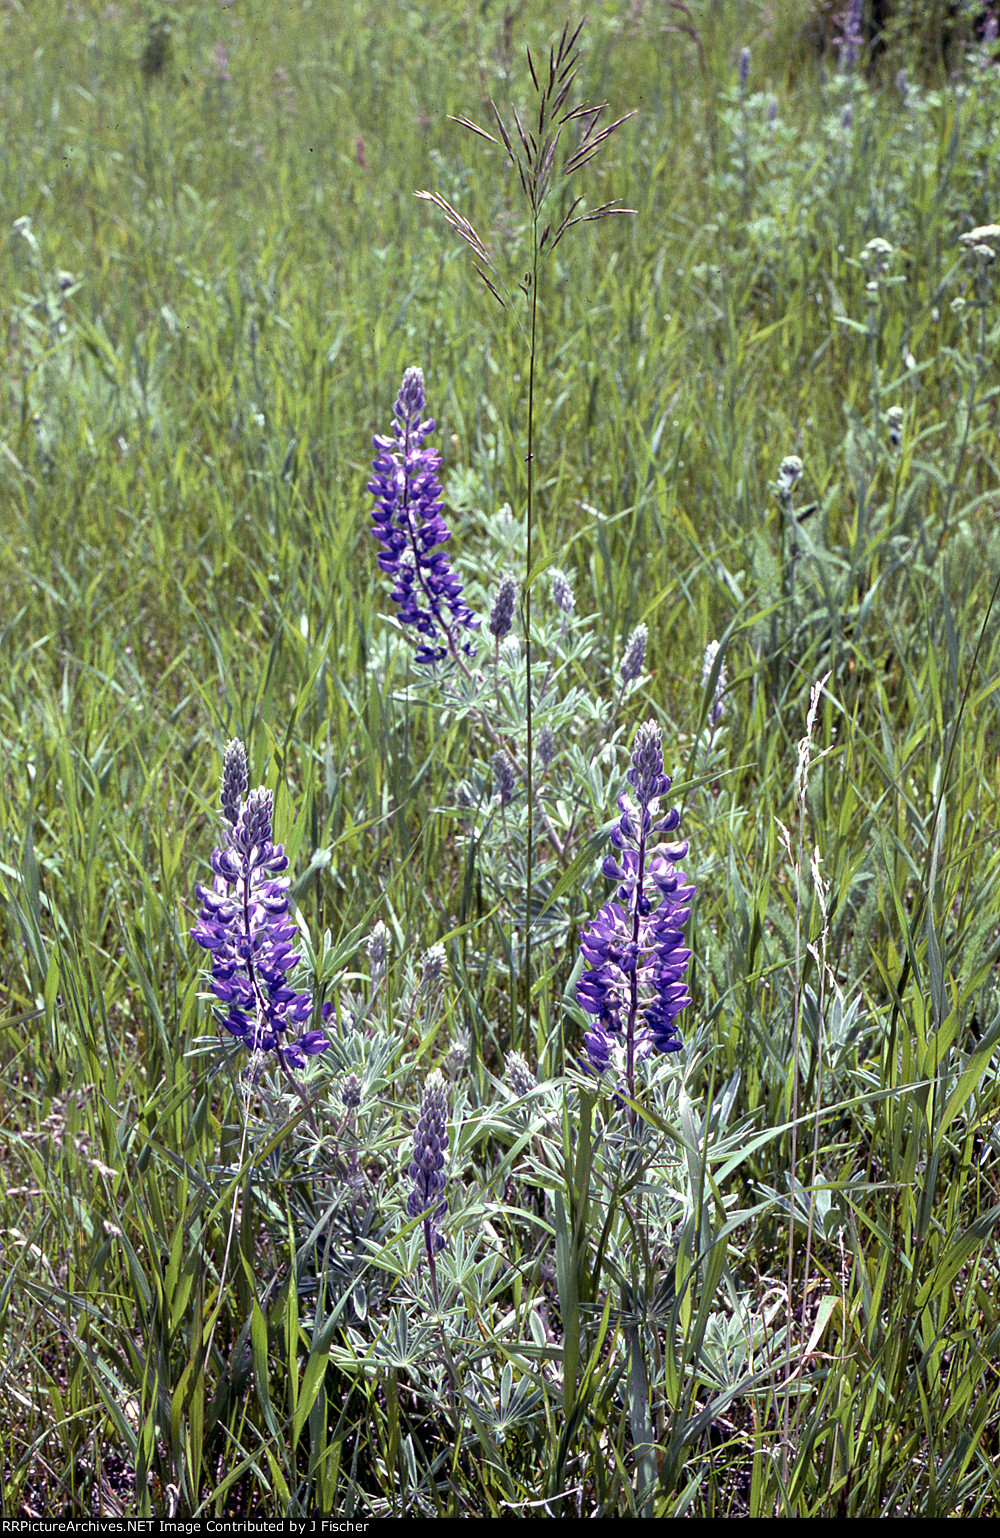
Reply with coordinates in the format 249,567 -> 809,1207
407,1069 -> 449,1254
577,720 -> 694,1085
369,367 -> 480,665
192,740 -> 331,1067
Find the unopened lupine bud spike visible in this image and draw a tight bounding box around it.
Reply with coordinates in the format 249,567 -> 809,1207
366,920 -> 387,968
550,568 -> 575,614
620,623 -> 648,684
221,738 -> 249,827
491,750 -> 517,808
505,1051 -> 538,1098
407,1070 -> 449,1252
488,572 -> 519,641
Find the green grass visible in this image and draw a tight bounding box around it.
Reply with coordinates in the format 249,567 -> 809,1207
2,0 -> 1000,1518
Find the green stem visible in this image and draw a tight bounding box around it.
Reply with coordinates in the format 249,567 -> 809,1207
523,211 -> 538,1055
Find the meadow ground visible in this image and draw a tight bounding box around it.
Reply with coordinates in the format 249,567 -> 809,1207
2,0 -> 1000,1518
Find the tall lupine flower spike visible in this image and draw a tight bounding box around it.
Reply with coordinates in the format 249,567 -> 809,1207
577,720 -> 694,1102
369,367 -> 480,666
192,740 -> 330,1068
408,1070 -> 449,1302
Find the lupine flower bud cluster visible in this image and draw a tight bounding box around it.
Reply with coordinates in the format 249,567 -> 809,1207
886,405 -> 904,450
536,726 -> 556,769
578,721 -> 694,1075
421,943 -> 447,987
550,568 -> 575,614
192,739 -> 330,1067
620,623 -> 648,685
776,454 -> 803,508
369,367 -> 480,665
491,749 -> 517,807
505,1051 -> 538,1098
366,920 -> 388,970
489,572 -> 519,641
407,1069 -> 449,1253
703,640 -> 727,729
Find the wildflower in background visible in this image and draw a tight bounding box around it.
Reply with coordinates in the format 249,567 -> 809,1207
767,96 -> 779,124
620,623 -> 648,685
488,572 -> 518,642
490,749 -> 517,808
407,1070 -> 449,1255
886,405 -> 904,450
206,42 -> 230,83
536,726 -> 556,769
192,740 -> 330,1068
838,0 -> 864,72
959,225 -> 998,307
738,46 -> 751,90
841,100 -> 854,130
861,236 -> 894,281
368,367 -> 480,665
550,568 -> 575,615
272,65 -> 297,116
577,721 -> 694,1088
703,640 -> 726,729
776,454 -> 803,507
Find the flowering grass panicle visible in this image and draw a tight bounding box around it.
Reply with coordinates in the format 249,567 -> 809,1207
369,366 -> 479,665
192,740 -> 330,1068
577,720 -> 694,1087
